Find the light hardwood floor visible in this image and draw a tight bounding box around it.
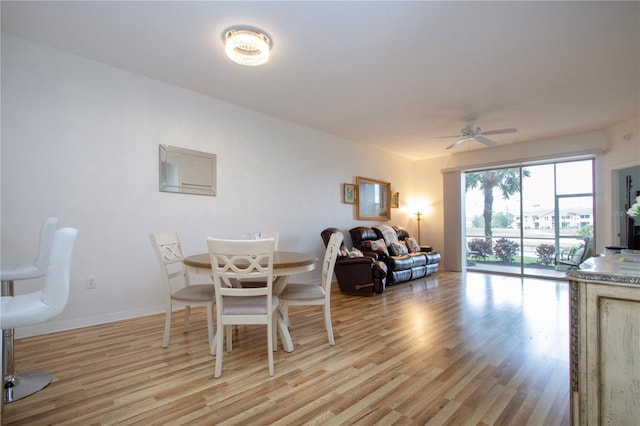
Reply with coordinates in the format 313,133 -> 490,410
3,271 -> 570,425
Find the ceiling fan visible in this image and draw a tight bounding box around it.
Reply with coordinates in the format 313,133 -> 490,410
441,119 -> 517,150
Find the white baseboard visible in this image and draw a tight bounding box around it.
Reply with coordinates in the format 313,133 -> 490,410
14,304 -> 166,339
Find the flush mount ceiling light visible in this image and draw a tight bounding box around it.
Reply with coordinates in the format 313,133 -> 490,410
224,27 -> 272,67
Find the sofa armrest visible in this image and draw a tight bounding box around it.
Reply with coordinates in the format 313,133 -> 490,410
359,250 -> 382,260
333,256 -> 387,295
337,256 -> 376,265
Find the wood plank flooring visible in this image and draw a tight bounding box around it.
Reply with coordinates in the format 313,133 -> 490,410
2,271 -> 570,425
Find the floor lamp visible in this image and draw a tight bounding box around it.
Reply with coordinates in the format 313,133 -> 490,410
415,211 -> 422,245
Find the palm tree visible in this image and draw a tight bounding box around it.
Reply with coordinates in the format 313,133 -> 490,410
466,168 -> 530,242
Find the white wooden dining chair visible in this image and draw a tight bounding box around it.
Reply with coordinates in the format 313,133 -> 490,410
207,238 -> 279,378
149,233 -> 215,355
279,231 -> 343,345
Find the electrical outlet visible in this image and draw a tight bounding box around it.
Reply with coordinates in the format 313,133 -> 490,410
86,276 -> 96,290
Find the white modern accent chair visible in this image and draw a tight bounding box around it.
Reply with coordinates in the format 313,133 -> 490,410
1,227 -> 77,403
207,238 -> 279,378
279,231 -> 343,346
149,233 -> 215,354
1,217 -> 59,403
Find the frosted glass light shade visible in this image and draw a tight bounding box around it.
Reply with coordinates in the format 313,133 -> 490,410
224,29 -> 271,67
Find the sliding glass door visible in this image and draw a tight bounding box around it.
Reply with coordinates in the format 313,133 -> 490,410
465,159 -> 594,278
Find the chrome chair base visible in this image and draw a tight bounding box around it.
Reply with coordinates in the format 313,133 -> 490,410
4,372 -> 52,403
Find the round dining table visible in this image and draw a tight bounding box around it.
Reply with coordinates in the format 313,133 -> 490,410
183,251 -> 317,352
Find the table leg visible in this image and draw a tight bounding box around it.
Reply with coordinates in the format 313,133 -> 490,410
272,275 -> 290,296
272,275 -> 295,352
1,280 -> 51,403
276,313 -> 293,352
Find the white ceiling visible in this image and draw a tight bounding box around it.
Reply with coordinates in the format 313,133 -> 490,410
2,1 -> 639,160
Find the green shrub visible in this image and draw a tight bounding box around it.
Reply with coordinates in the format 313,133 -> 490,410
577,225 -> 593,237
536,243 -> 556,265
494,238 -> 519,263
468,238 -> 492,260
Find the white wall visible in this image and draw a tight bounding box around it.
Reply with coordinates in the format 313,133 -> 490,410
1,35 -> 417,337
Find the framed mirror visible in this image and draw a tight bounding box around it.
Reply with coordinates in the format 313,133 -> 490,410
159,145 -> 217,196
356,176 -> 391,220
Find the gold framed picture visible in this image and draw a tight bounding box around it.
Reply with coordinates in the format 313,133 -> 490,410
356,176 -> 391,220
391,191 -> 399,208
343,183 -> 356,204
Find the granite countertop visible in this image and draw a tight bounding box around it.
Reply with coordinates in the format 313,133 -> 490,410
567,254 -> 640,285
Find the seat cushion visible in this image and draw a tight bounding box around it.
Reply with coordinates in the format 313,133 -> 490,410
281,283 -> 325,300
388,255 -> 413,270
408,252 -> 427,267
172,284 -> 215,302
0,264 -> 42,281
1,290 -> 59,329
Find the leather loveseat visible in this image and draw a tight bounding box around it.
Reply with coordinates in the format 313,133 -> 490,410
349,225 -> 440,285
321,228 -> 387,295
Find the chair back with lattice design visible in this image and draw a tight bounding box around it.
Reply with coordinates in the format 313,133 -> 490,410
259,232 -> 279,251
149,233 -> 191,299
207,238 -> 275,299
322,232 -> 343,295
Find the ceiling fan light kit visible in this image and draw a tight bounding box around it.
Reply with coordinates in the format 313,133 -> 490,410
444,119 -> 517,150
224,27 -> 272,67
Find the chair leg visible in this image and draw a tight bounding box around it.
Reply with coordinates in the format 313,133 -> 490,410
272,314 -> 278,351
267,313 -> 274,376
162,306 -> 172,348
226,325 -> 233,352
214,321 -> 224,378
324,302 -> 335,346
183,306 -> 191,333
321,305 -> 327,330
209,335 -> 217,354
276,312 -> 293,352
207,302 -> 215,355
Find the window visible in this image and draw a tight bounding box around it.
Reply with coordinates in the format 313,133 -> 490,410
464,159 -> 594,278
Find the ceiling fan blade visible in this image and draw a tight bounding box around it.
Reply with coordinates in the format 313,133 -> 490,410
434,134 -> 464,139
480,128 -> 517,136
476,136 -> 497,147
445,138 -> 468,149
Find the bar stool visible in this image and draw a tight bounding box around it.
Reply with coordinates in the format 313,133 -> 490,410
1,217 -> 58,403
